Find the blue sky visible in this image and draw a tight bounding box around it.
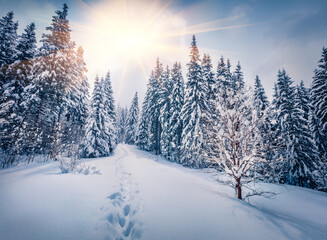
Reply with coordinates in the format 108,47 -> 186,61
1,0 -> 327,106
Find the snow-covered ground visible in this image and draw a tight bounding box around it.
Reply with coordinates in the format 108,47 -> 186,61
0,144 -> 326,240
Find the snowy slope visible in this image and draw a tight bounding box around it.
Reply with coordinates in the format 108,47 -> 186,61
0,144 -> 326,240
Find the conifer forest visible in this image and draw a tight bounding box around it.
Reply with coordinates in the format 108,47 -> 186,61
0,1 -> 326,240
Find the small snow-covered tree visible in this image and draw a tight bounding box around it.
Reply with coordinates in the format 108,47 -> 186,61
209,87 -> 268,200
125,92 -> 139,145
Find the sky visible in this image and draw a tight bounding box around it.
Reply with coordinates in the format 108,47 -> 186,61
1,0 -> 327,107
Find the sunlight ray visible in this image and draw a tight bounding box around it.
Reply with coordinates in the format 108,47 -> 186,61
118,62 -> 128,100
157,22 -> 263,39
137,58 -> 149,83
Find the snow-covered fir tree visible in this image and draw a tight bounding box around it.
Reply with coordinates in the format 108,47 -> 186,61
0,11 -> 19,159
253,75 -> 270,119
273,70 -> 297,183
311,47 -> 327,190
102,71 -> 117,152
10,23 -> 38,156
232,62 -> 245,93
181,35 -> 210,168
202,54 -> 215,101
215,56 -> 233,103
159,66 -> 174,159
82,75 -> 114,158
273,70 -> 317,187
0,19 -> 39,166
32,3 -> 77,159
116,105 -> 128,143
146,60 -> 163,154
252,75 -> 275,180
125,92 -> 139,145
168,62 -> 184,161
0,11 -> 18,69
62,46 -> 90,157
291,82 -> 318,187
136,105 -> 149,150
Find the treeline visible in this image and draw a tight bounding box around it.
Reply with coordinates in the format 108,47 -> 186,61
133,35 -> 326,194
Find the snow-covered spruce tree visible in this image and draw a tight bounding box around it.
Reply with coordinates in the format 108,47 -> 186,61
252,75 -> 275,180
273,70 -> 317,187
116,105 -> 128,143
125,92 -> 139,145
82,76 -> 112,157
146,59 -> 163,154
202,53 -> 215,103
0,20 -> 39,166
292,82 -> 318,188
0,11 -> 19,162
32,3 -> 77,159
253,76 -> 270,122
102,71 -> 117,152
181,35 -> 210,168
160,66 -> 174,159
215,56 -> 233,103
209,85 -> 270,200
136,93 -> 150,150
201,53 -> 217,160
10,23 -> 38,156
168,62 -> 184,161
232,62 -> 245,93
0,11 -> 18,69
61,46 -> 90,157
297,81 -> 310,122
311,47 -> 327,190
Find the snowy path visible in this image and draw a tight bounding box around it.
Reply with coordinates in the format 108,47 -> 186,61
102,145 -> 142,239
0,144 -> 327,240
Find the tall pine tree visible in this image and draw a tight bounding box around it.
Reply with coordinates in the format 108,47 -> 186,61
181,35 -> 210,168
146,59 -> 163,154
169,62 -> 184,161
102,71 -> 117,152
159,66 -> 174,159
33,3 -> 77,159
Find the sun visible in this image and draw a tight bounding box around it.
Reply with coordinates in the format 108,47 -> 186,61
76,0 -> 171,62
72,0 -> 257,97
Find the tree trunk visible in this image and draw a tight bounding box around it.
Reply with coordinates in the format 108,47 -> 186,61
236,177 -> 242,200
